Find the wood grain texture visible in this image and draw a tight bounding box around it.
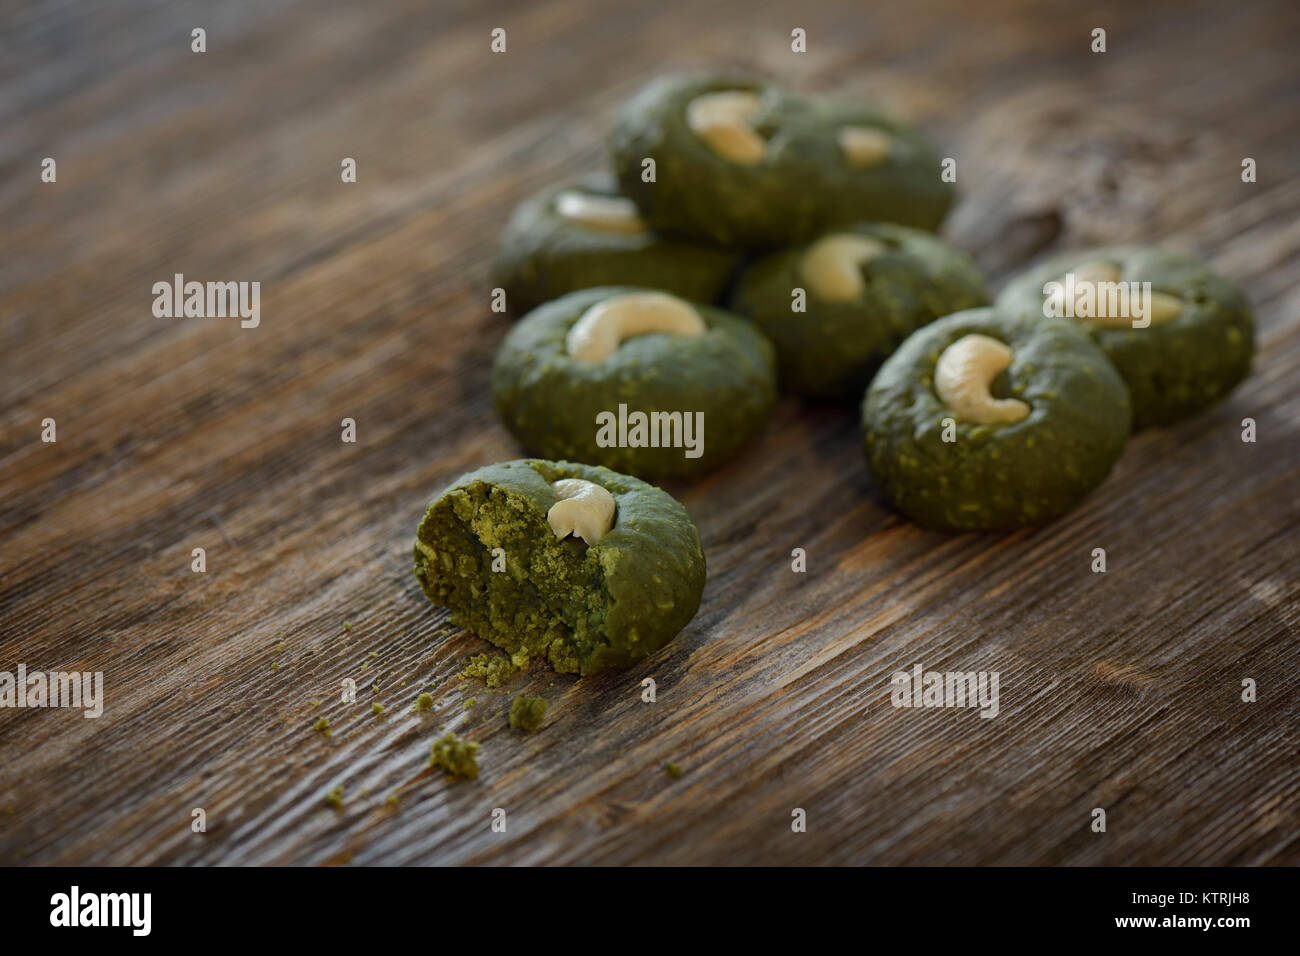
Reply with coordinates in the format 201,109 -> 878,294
2,0 -> 1298,865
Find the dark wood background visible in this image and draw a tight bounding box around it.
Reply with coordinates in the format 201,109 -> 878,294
2,0 -> 1297,865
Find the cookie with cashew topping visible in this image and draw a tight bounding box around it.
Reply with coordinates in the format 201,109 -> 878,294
728,223 -> 988,400
609,71 -> 954,247
996,245 -> 1254,428
492,172 -> 740,314
413,459 -> 705,675
565,290 -> 705,361
547,478 -> 617,545
492,286 -> 776,480
862,308 -> 1131,532
933,334 -> 1030,425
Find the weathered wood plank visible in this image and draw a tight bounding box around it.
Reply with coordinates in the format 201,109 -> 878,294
1,0 -> 1297,865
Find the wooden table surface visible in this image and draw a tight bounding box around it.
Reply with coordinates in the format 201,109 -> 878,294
3,0 -> 1298,866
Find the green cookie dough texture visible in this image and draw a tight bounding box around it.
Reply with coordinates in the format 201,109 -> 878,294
729,223 -> 989,400
461,652 -> 521,688
492,286 -> 776,480
609,71 -> 954,247
413,459 -> 706,675
493,172 -> 741,315
509,696 -> 548,732
995,245 -> 1254,428
862,308 -> 1131,532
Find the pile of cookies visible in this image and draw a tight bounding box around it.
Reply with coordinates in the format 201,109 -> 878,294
412,71 -> 1255,675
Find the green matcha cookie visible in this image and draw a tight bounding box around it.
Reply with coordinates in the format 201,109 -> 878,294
996,246 -> 1254,428
729,223 -> 989,400
414,459 -> 706,675
492,286 -> 776,480
609,71 -> 953,247
493,172 -> 741,314
862,308 -> 1131,532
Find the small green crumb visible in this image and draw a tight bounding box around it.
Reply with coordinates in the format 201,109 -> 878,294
385,793 -> 399,806
463,697 -> 477,710
368,651 -> 378,659
414,693 -> 434,712
313,717 -> 331,736
371,702 -> 385,716
311,699 -> 321,707
429,732 -> 479,780
509,696 -> 548,733
665,762 -> 683,779
343,621 -> 352,631
325,785 -> 344,809
271,661 -> 278,671
372,682 -> 381,694
461,652 -> 520,689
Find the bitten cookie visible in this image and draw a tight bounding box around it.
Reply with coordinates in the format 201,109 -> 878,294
414,459 -> 706,675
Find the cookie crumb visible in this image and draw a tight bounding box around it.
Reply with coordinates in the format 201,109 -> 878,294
429,733 -> 479,780
509,696 -> 548,733
461,652 -> 521,688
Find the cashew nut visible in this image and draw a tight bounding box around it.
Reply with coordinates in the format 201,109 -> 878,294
547,479 -> 616,546
555,190 -> 648,235
1145,292 -> 1185,324
566,291 -> 705,361
686,91 -> 765,165
1069,261 -> 1121,287
933,334 -> 1030,425
798,234 -> 886,302
838,126 -> 893,168
1062,261 -> 1184,327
